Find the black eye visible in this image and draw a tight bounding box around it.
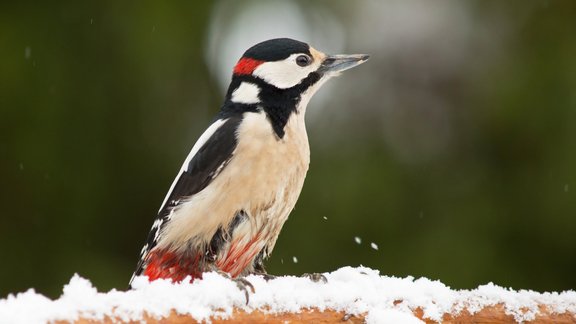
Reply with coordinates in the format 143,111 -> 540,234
296,55 -> 312,67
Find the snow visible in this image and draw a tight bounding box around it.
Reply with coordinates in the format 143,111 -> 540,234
371,242 -> 379,250
1,266 -> 575,324
354,236 -> 362,244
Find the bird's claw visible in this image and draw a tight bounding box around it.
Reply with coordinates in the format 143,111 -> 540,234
301,272 -> 328,283
233,277 -> 255,305
215,271 -> 255,304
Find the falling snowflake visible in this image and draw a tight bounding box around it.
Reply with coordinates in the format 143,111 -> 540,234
354,237 -> 362,244
292,256 -> 298,263
370,243 -> 378,250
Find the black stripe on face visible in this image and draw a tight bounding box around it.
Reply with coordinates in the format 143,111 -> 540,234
223,70 -> 322,139
243,38 -> 310,62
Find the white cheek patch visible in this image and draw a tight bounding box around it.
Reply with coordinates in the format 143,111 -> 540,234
231,82 -> 260,104
253,53 -> 320,89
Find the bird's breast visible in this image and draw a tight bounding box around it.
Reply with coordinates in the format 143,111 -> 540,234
234,109 -> 310,181
211,110 -> 310,275
229,109 -> 310,217
159,110 -> 310,251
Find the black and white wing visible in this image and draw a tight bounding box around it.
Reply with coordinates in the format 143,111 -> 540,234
131,115 -> 242,282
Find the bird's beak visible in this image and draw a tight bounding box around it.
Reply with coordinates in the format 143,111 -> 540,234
318,54 -> 370,74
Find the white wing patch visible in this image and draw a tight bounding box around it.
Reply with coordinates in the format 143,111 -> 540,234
231,82 -> 260,104
158,118 -> 228,213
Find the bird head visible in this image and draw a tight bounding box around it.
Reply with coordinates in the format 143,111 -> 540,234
225,38 -> 369,106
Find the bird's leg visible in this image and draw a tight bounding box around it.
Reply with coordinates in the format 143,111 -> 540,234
301,272 -> 328,283
203,238 -> 256,304
251,256 -> 277,281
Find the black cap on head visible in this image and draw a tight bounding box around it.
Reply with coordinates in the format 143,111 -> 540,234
242,38 -> 310,62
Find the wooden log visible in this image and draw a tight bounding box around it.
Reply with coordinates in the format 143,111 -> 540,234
64,304 -> 576,324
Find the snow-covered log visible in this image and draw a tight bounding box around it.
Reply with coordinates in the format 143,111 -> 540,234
1,267 -> 575,323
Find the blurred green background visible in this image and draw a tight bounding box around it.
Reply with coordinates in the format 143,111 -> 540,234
1,0 -> 575,298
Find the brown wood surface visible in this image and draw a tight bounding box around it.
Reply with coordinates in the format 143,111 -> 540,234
417,304 -> 576,323
61,304 -> 576,323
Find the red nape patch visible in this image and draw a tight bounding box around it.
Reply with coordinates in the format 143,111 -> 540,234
233,57 -> 264,75
144,249 -> 202,283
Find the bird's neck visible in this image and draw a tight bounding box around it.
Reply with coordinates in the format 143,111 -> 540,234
222,73 -> 321,139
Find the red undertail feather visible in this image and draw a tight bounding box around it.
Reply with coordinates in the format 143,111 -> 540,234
144,233 -> 264,282
144,249 -> 202,282
233,57 -> 264,75
217,232 -> 263,277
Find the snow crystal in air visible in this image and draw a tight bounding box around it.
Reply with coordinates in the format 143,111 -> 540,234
292,256 -> 298,264
354,236 -> 362,244
370,242 -> 378,250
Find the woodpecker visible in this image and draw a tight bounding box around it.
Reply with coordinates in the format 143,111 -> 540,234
130,38 -> 368,286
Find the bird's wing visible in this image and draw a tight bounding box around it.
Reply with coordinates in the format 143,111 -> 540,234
131,116 -> 243,282
158,116 -> 242,215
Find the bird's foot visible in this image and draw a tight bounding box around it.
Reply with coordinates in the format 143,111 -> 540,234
251,271 -> 277,281
260,273 -> 277,281
301,272 -> 328,283
215,271 -> 255,304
